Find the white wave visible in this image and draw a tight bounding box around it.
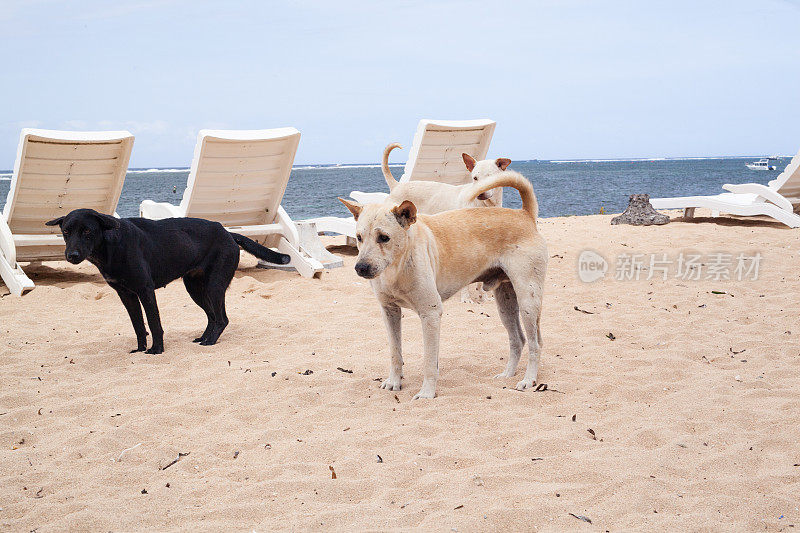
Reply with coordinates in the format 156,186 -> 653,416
123,164 -> 404,174
0,175 -> 10,181
127,168 -> 189,174
547,156 -> 756,164
550,158 -> 668,163
293,164 -> 404,170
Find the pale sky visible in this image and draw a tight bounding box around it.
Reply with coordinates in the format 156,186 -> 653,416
1,0 -> 799,167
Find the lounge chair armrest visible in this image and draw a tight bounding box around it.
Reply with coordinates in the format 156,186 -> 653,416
350,191 -> 389,204
0,215 -> 16,265
303,216 -> 356,238
722,183 -> 793,211
139,200 -> 183,220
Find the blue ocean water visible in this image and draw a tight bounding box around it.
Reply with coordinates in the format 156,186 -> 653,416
0,157 -> 786,220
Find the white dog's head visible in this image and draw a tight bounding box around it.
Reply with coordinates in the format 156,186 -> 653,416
462,153 -> 512,201
338,198 -> 417,279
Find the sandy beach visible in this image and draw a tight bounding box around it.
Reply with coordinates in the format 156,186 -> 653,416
1,209 -> 799,531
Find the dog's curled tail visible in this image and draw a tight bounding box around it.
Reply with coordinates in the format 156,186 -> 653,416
382,142 -> 402,191
229,233 -> 291,265
466,172 -> 538,220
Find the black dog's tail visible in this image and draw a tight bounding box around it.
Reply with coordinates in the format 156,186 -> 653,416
229,233 -> 291,265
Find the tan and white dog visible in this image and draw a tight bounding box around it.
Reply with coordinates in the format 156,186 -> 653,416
340,172 -> 547,399
380,143 -> 505,211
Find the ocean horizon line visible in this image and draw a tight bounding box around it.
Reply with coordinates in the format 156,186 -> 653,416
0,154 -> 790,179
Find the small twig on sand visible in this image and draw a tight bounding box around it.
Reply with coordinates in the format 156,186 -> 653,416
569,513 -> 592,524
116,442 -> 142,462
160,452 -> 190,471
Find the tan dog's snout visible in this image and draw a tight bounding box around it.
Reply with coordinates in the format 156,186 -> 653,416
354,260 -> 378,279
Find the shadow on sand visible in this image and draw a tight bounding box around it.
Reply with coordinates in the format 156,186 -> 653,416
671,215 -> 789,229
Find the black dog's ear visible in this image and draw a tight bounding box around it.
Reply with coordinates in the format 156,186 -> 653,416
45,216 -> 65,227
94,212 -> 120,230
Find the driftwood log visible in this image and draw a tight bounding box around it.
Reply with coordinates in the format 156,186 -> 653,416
611,194 -> 670,225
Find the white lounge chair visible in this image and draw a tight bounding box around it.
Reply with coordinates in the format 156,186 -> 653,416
139,128 -> 323,277
651,149 -> 800,228
0,129 -> 134,296
308,119 -> 496,239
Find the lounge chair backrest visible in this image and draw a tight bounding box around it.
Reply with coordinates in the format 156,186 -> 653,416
180,128 -> 301,227
3,129 -> 134,234
769,148 -> 800,202
401,119 -> 496,185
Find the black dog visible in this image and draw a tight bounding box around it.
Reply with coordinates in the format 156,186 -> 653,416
46,208 -> 290,354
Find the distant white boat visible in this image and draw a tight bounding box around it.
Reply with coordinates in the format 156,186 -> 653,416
746,157 -> 779,171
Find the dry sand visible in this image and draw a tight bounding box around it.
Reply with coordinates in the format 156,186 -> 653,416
1,210 -> 799,531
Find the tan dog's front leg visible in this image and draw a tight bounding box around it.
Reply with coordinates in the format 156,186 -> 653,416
414,302 -> 442,399
379,303 -> 403,391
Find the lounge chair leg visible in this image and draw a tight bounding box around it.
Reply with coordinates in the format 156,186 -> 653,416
256,237 -> 323,278
684,207 -> 695,218
295,221 -> 343,269
0,257 -> 35,296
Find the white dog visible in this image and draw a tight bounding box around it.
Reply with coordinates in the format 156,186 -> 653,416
340,172 -> 547,399
380,143 -> 506,212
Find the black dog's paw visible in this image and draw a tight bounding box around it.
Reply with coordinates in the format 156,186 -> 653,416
192,337 -> 204,343
198,339 -> 217,346
130,347 -> 146,353
145,345 -> 164,355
